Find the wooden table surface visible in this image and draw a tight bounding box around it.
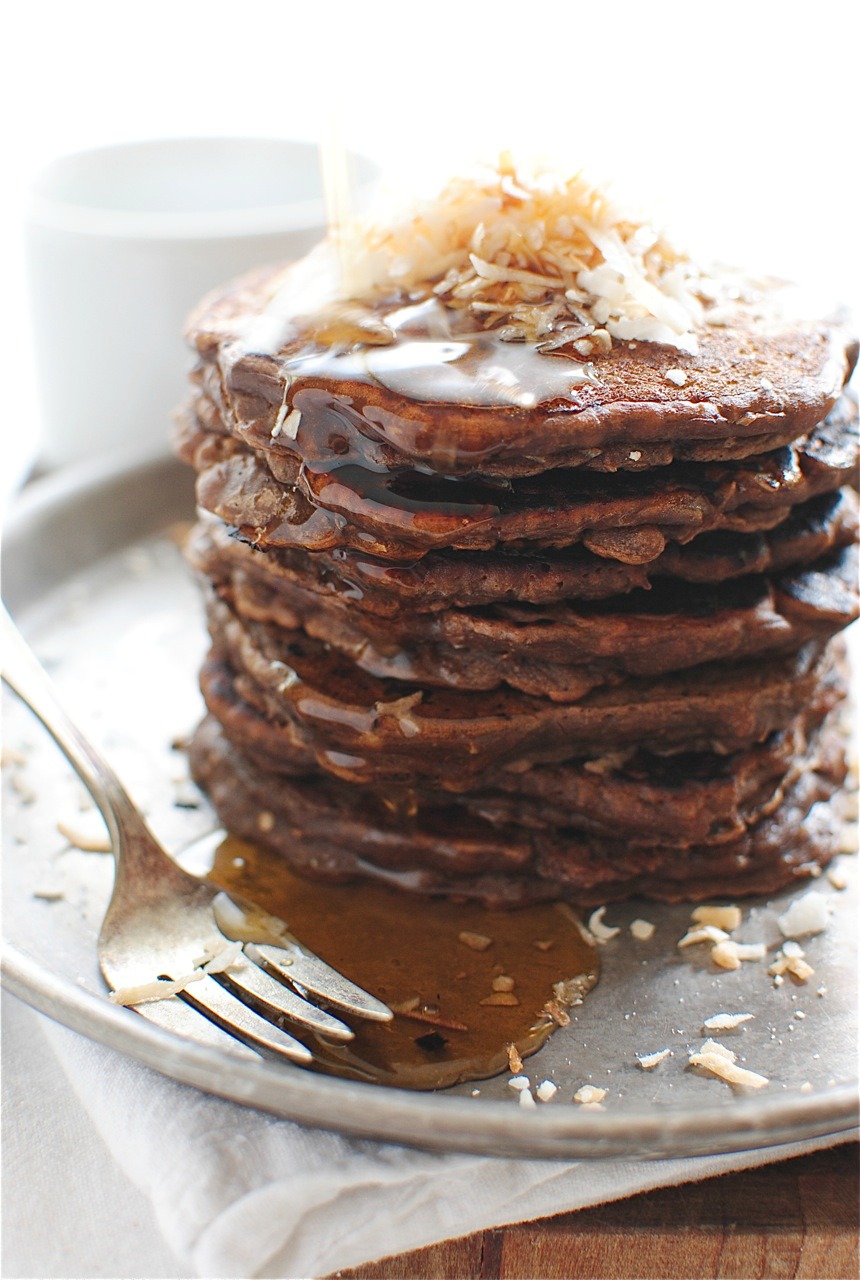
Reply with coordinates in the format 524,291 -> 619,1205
333,1142 -> 858,1279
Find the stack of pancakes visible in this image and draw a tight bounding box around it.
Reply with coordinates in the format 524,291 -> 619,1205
176,187 -> 858,907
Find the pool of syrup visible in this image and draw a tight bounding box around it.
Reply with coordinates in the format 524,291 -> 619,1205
207,836 -> 599,1090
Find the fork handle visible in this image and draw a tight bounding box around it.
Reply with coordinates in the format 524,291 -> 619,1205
1,601 -> 144,850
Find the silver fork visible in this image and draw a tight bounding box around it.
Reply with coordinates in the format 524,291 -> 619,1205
1,603 -> 392,1062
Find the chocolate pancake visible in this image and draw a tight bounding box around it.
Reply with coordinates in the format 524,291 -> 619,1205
187,487 -> 858,616
198,599 -> 846,784
186,260 -> 858,479
191,520 -> 857,695
191,671 -> 841,843
181,378 -> 823,476
182,395 -> 858,562
189,711 -> 849,907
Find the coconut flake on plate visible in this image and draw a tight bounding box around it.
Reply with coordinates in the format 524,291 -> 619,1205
777,892 -> 832,939
691,905 -> 742,932
630,918 -> 656,941
636,1048 -> 672,1069
769,941 -> 815,984
678,925 -> 730,948
688,1039 -> 769,1089
56,815 -> 112,853
574,1084 -> 608,1106
587,906 -> 620,943
702,1013 -> 754,1031
710,940 -> 767,970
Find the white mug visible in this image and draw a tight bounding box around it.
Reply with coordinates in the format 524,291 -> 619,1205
25,136 -> 379,469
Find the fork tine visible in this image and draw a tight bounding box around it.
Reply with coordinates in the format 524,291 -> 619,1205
218,960 -> 355,1042
247,942 -> 394,1023
213,892 -> 393,1024
173,973 -> 313,1063
125,991 -> 261,1060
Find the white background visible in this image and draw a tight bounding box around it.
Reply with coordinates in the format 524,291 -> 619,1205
2,0 -> 858,485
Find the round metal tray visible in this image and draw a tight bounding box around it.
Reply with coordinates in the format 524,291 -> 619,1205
2,452 -> 857,1159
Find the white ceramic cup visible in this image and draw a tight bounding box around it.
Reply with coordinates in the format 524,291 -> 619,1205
25,137 -> 379,469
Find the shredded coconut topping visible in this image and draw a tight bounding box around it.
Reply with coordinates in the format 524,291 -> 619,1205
345,154 -> 707,354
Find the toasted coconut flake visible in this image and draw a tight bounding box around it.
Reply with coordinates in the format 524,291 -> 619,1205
678,925 -> 730,948
506,1043 -> 524,1073
33,886 -> 65,902
192,935 -> 233,966
837,826 -> 858,856
827,865 -> 849,890
56,817 -> 112,853
542,999 -> 571,1028
700,1038 -> 735,1059
711,940 -> 766,970
703,1013 -> 754,1031
731,942 -> 767,961
342,158 -> 707,352
710,941 -> 742,970
281,407 -> 302,440
769,943 -> 815,984
574,1085 -> 608,1105
691,905 -> 742,932
109,972 -> 204,1006
202,940 -> 244,975
588,906 -> 620,943
375,691 -> 423,738
630,918 -> 656,941
480,991 -> 520,1007
637,1048 -> 672,1069
689,1041 -> 769,1089
270,376 -> 294,438
777,892 -> 831,939
583,750 -> 633,776
459,930 -> 493,952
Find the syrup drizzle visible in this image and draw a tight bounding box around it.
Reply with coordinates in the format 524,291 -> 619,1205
230,259 -> 598,411
207,836 -> 599,1090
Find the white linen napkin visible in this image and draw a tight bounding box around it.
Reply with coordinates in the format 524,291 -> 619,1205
3,996 -> 854,1280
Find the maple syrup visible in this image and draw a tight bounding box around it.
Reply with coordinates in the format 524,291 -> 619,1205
207,835 -> 599,1090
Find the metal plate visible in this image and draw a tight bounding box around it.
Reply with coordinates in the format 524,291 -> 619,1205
2,452 -> 857,1159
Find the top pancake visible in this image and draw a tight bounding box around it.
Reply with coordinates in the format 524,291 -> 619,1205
186,260 -> 858,479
